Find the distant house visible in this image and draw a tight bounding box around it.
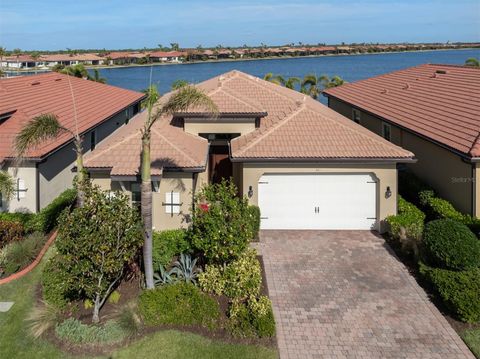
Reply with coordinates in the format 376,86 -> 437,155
0,73 -> 144,213
149,51 -> 186,63
84,70 -> 413,232
324,64 -> 480,216
0,53 -> 105,69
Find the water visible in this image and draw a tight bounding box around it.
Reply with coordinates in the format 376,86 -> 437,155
92,49 -> 479,99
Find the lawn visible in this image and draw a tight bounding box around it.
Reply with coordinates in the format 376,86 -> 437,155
0,249 -> 277,359
462,329 -> 480,358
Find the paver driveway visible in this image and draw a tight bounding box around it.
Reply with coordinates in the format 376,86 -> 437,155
257,230 -> 474,359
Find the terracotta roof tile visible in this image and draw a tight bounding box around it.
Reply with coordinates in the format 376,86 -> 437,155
0,72 -> 144,164
323,64 -> 480,157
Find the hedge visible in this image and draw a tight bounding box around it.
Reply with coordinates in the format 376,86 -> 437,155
386,196 -> 425,241
422,219 -> 480,270
420,263 -> 480,323
152,229 -> 191,270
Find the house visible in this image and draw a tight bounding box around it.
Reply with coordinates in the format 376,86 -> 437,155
323,64 -> 480,216
0,72 -> 145,213
84,70 -> 413,232
149,51 -> 186,63
0,53 -> 105,69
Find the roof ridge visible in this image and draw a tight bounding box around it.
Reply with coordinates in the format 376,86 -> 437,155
234,102 -> 306,156
218,88 -> 264,112
151,126 -> 201,166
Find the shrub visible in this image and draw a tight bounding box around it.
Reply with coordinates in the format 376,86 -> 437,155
228,297 -> 275,338
386,196 -> 425,241
422,219 -> 480,270
26,301 -> 62,339
139,282 -> 219,329
0,212 -> 34,227
0,220 -> 23,247
114,301 -> 142,337
247,205 -> 261,240
398,169 -> 433,205
108,290 -> 121,304
199,248 -> 261,300
28,188 -> 76,233
152,229 -> 190,270
190,180 -> 254,264
0,232 -> 46,276
54,182 -> 142,322
55,318 -> 126,344
419,263 -> 480,323
42,255 -> 78,308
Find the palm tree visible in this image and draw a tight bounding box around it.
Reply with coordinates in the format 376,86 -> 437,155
0,47 -> 6,70
265,74 -> 300,89
12,48 -> 21,69
465,58 -> 479,67
301,74 -> 321,99
91,69 -> 106,83
61,64 -> 88,78
30,51 -> 41,74
140,85 -> 217,289
320,75 -> 346,89
0,170 -> 15,204
284,77 -> 300,90
171,79 -> 188,90
15,114 -> 85,207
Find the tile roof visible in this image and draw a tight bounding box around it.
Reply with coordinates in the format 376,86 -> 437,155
0,72 -> 144,164
83,111 -> 208,175
323,64 -> 480,158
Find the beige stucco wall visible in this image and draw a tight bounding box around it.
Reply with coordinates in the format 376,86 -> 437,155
184,119 -> 256,136
37,108 -> 133,210
475,163 -> 480,217
239,162 -> 398,233
1,163 -> 38,213
328,97 -> 475,215
90,171 -> 198,231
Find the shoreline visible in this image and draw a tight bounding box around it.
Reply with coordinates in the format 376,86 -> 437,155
2,48 -> 477,73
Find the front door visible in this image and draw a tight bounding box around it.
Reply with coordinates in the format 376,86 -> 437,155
209,145 -> 232,183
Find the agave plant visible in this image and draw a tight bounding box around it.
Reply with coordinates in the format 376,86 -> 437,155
170,254 -> 201,284
153,265 -> 175,286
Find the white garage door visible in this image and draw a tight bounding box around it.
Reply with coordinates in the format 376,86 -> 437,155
258,173 -> 377,230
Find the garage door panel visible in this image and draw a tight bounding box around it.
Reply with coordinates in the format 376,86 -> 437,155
258,173 -> 377,230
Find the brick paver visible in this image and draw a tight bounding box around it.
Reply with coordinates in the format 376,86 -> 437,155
257,230 -> 474,359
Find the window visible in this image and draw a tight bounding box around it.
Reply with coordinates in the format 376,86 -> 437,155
163,191 -> 181,215
90,131 -> 97,151
352,109 -> 361,124
382,122 -> 392,141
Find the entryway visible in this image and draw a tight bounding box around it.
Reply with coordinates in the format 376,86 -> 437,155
200,133 -> 239,184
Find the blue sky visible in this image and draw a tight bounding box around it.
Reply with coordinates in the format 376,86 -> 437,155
1,0 -> 479,51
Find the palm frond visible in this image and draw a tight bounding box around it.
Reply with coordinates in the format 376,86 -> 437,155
465,57 -> 479,67
0,170 -> 15,200
301,74 -> 318,87
14,113 -> 66,158
142,84 -> 160,111
171,79 -> 188,90
285,77 -> 301,89
160,85 -> 218,118
263,72 -> 274,81
273,75 -> 286,86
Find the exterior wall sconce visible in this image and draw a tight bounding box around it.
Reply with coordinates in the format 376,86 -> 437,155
248,185 -> 254,198
385,186 -> 392,198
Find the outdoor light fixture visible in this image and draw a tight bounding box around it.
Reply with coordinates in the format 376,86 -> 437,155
385,186 -> 392,198
248,185 -> 254,198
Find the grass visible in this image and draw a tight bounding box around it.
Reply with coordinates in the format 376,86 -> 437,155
462,329 -> 480,358
0,248 -> 277,359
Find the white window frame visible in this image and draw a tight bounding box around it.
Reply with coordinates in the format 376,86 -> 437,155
382,122 -> 392,141
352,109 -> 361,124
164,191 -> 181,215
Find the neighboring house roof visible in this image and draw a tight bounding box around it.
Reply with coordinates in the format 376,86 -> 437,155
83,70 -> 413,175
0,72 -> 145,164
323,64 -> 480,158
149,51 -> 186,58
83,111 -> 208,176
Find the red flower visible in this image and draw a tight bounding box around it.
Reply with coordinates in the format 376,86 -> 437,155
199,203 -> 209,212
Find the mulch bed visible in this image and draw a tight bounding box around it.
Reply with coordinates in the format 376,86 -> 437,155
35,255 -> 277,356
384,235 -> 480,334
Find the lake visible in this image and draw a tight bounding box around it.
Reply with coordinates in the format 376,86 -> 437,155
93,49 -> 479,101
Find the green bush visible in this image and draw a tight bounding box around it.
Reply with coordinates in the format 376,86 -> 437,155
0,212 -> 34,227
386,196 -> 425,241
152,229 -> 190,270
28,188 -> 76,234
199,248 -> 261,300
419,263 -> 480,323
0,220 -> 24,247
228,296 -> 275,338
0,232 -> 45,276
422,219 -> 480,270
42,255 -> 77,308
398,170 -> 433,205
190,180 -> 254,264
247,205 -> 261,240
55,318 -> 126,344
139,282 -> 219,329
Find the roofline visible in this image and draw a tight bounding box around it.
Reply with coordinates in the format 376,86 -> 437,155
175,112 -> 268,118
322,93 -> 476,161
84,166 -> 206,175
230,157 -> 416,164
4,95 -> 146,162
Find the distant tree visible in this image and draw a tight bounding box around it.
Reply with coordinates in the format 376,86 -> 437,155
0,170 -> 15,202
91,69 -> 106,83
60,64 -> 89,78
30,51 -> 41,74
300,74 -> 321,99
263,73 -> 300,89
0,69 -> 4,78
321,75 -> 346,89
171,79 -> 188,90
170,43 -> 180,51
12,48 -> 21,68
0,46 -> 6,69
465,57 -> 479,67
51,63 -> 66,72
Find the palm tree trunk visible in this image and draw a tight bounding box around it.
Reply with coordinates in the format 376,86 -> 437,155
141,134 -> 154,289
75,141 -> 85,207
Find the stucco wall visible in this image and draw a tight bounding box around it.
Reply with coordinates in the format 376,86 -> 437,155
1,163 -> 38,213
184,119 -> 256,136
37,108 -> 133,210
90,171 -> 198,231
328,97 -> 475,215
239,162 -> 398,233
